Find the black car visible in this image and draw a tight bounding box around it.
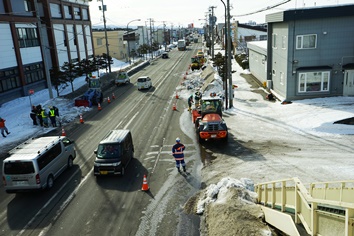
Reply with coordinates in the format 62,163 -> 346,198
162,52 -> 168,59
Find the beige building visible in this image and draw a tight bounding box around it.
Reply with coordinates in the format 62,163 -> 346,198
92,30 -> 127,60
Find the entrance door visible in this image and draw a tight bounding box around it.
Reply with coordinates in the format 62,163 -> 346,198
343,70 -> 354,96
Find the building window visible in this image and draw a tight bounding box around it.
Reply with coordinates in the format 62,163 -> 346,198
24,63 -> 45,84
272,33 -> 277,49
74,7 -> 81,20
296,34 -> 317,49
64,6 -> 72,19
298,71 -> 330,93
24,0 -> 32,12
0,68 -> 20,92
279,72 -> 284,85
82,8 -> 88,20
50,3 -> 62,18
16,28 -> 40,48
282,36 -> 286,49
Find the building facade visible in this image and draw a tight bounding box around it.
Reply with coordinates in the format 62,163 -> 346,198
265,4 -> 354,101
0,0 -> 93,105
92,30 -> 126,60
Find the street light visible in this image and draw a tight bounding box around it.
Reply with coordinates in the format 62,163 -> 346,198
126,19 -> 141,65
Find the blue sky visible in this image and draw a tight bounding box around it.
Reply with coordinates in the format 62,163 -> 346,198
88,0 -> 354,28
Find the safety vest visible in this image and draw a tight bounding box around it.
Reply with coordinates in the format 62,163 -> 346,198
41,110 -> 47,118
172,143 -> 185,160
49,109 -> 55,117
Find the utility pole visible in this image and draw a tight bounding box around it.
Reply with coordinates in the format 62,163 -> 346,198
163,21 -> 166,51
226,0 -> 233,108
220,0 -> 228,109
209,6 -> 217,59
34,0 -> 53,99
148,18 -> 154,59
99,0 -> 111,73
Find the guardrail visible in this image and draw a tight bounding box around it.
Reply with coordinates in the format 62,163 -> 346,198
255,177 -> 354,236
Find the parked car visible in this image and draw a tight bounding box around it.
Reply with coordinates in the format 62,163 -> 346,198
137,76 -> 152,90
162,52 -> 169,59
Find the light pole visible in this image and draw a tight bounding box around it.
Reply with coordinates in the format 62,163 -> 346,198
126,19 -> 141,65
220,0 -> 228,109
99,0 -> 111,73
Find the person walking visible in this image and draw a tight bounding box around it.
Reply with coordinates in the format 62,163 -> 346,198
30,106 -> 38,125
172,137 -> 186,173
48,106 -> 57,127
187,95 -> 194,112
0,117 -> 10,138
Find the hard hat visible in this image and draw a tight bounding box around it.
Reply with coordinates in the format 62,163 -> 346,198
176,137 -> 180,142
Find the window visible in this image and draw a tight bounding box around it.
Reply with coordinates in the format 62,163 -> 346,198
97,38 -> 102,46
74,7 -> 81,19
296,34 -> 317,49
24,63 -> 45,84
279,72 -> 284,85
82,8 -> 88,20
298,71 -> 330,93
272,33 -> 277,49
24,0 -> 32,12
282,36 -> 286,49
0,68 -> 21,92
50,3 -> 62,18
64,6 -> 72,19
17,28 -> 40,48
37,142 -> 62,170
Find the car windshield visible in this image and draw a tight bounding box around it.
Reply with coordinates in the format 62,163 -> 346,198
97,144 -> 121,159
138,78 -> 146,82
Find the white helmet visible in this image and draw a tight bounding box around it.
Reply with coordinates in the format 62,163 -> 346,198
176,137 -> 180,142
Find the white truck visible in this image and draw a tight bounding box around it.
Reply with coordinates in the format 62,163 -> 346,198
177,39 -> 186,51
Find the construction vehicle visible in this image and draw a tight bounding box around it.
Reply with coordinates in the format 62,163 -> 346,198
192,93 -> 228,142
190,56 -> 201,70
75,75 -> 104,107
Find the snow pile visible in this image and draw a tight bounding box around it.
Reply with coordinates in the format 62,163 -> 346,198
196,177 -> 257,214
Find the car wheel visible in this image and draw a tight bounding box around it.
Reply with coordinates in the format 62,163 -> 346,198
47,175 -> 54,189
67,157 -> 73,169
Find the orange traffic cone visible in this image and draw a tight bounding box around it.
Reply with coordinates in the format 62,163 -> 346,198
186,71 -> 188,75
79,114 -> 84,124
112,93 -> 116,99
172,102 -> 177,111
107,97 -> 111,104
183,75 -> 186,80
141,174 -> 149,191
175,92 -> 179,99
61,127 -> 66,136
98,103 -> 102,111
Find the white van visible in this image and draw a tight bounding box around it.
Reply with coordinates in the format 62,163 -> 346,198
137,76 -> 152,90
115,71 -> 130,85
2,136 -> 76,193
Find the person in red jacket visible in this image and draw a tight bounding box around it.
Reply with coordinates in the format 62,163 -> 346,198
0,117 -> 10,138
172,137 -> 186,173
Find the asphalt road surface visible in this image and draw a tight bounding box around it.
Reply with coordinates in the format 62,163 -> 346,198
0,43 -> 203,236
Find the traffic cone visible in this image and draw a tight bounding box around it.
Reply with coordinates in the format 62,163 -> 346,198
183,75 -> 186,80
175,92 -> 179,99
141,174 -> 149,191
98,103 -> 102,111
186,71 -> 188,75
172,102 -> 177,111
107,96 -> 111,104
61,127 -> 66,136
79,114 -> 84,124
112,93 -> 116,99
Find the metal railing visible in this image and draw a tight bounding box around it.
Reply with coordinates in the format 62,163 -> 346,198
255,177 -> 354,236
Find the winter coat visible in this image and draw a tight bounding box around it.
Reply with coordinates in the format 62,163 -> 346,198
172,143 -> 185,160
